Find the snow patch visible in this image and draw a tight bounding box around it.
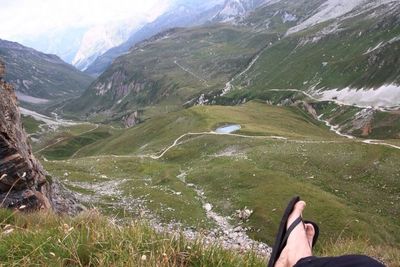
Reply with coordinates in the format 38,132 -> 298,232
314,84 -> 400,109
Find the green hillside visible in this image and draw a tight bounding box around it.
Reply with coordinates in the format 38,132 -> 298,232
232,3 -> 400,94
33,102 -> 400,264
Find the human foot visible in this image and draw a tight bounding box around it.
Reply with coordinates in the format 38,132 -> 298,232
274,201 -> 314,267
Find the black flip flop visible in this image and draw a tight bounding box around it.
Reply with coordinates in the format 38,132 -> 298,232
267,196 -> 319,267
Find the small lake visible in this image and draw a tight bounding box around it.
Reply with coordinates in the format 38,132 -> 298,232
215,124 -> 241,134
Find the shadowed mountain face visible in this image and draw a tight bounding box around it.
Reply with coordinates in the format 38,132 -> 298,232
0,39 -> 93,102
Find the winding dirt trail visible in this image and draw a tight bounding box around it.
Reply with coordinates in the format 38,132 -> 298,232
149,131 -> 289,159
148,131 -> 360,160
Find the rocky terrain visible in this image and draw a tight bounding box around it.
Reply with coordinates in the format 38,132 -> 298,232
0,60 -> 80,213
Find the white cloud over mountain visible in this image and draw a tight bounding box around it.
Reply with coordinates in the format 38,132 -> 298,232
0,0 -> 172,40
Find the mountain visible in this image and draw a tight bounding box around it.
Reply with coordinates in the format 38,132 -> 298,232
84,0 -> 225,76
72,20 -> 147,71
19,16 -> 151,72
84,0 -> 269,77
68,0 -> 400,138
226,0 -> 400,138
64,23 -> 276,122
64,0 -> 318,119
0,39 -> 94,103
232,0 -> 400,100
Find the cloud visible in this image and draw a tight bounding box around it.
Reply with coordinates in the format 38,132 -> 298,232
0,0 -> 172,41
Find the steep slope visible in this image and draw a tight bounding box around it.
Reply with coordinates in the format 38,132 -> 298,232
232,0 -> 400,96
67,24 -> 277,123
0,74 -> 49,210
0,39 -> 93,103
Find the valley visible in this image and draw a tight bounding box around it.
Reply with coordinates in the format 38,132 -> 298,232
23,101 -> 400,264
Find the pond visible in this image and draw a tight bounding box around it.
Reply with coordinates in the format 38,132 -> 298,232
215,124 -> 241,134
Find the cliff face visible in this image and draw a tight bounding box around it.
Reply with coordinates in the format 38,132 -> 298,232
0,60 -> 52,210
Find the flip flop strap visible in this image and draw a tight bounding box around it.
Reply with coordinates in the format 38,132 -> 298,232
279,216 -> 303,252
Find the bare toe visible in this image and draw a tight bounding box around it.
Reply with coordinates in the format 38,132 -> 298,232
304,223 -> 315,248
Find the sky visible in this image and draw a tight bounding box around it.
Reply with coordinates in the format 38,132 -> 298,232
0,0 -> 172,42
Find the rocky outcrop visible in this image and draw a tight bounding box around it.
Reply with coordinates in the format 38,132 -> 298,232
0,60 -> 81,213
123,111 -> 140,128
0,61 -> 51,210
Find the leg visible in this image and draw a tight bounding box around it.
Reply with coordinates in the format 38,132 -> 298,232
294,255 -> 386,267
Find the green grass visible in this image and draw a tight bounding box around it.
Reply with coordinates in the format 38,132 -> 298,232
72,102 -> 340,158
44,157 -> 210,227
0,210 -> 265,267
